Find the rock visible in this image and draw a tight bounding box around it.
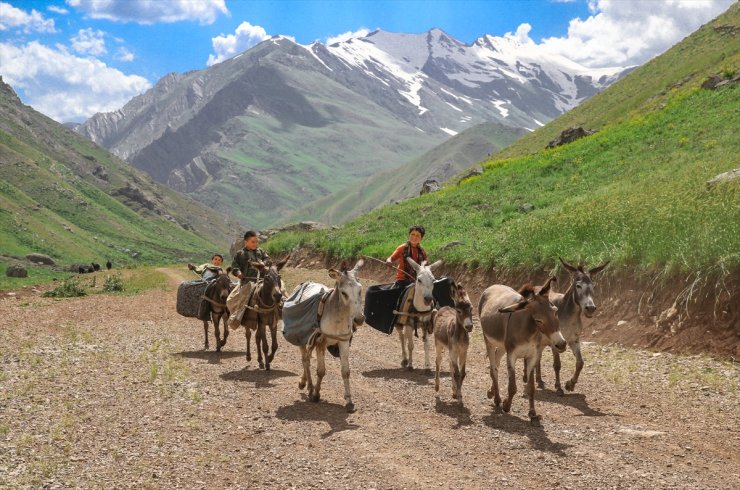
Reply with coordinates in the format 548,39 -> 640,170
25,253 -> 55,265
420,179 -> 441,195
92,165 -> 109,181
458,166 -> 484,184
706,168 -> 740,188
440,241 -> 464,251
617,320 -> 627,326
700,74 -> 723,90
517,203 -> 534,213
546,126 -> 597,148
6,264 -> 28,278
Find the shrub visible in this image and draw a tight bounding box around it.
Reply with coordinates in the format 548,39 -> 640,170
43,279 -> 87,298
103,273 -> 124,292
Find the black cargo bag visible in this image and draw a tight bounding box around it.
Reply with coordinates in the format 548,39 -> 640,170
176,280 -> 208,318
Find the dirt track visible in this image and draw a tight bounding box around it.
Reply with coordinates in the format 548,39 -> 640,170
1,267 -> 739,489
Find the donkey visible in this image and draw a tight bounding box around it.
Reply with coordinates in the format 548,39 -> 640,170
200,272 -> 234,351
394,258 -> 443,371
241,256 -> 289,370
433,283 -> 474,404
298,260 -> 364,413
478,277 -> 565,421
529,258 -> 609,395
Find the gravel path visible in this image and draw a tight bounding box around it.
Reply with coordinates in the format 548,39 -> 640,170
1,267 -> 738,489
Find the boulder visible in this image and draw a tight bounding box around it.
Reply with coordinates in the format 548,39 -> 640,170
546,127 -> 597,149
420,179 -> 441,195
518,203 -> 534,213
706,168 -> 740,188
6,264 -> 28,278
25,253 -> 55,265
700,74 -> 724,90
458,166 -> 484,184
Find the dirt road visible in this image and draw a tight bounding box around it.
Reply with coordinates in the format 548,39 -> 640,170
1,267 -> 738,489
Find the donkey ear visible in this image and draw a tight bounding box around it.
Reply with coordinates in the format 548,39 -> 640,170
250,261 -> 266,271
276,254 -> 290,271
352,258 -> 364,273
559,257 -> 579,273
499,300 -> 528,313
428,260 -> 443,272
406,257 -> 421,272
539,276 -> 557,296
589,260 -> 610,276
328,268 -> 342,281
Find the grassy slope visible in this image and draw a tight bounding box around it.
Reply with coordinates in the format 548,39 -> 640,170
282,122 -> 528,225
264,5 -> 740,275
0,83 -> 239,268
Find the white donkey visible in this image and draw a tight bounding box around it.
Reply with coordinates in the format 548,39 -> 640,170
298,260 -> 365,413
394,258 -> 443,371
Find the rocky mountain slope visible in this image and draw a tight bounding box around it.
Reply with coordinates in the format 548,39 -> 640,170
0,77 -> 240,266
77,29 -> 627,227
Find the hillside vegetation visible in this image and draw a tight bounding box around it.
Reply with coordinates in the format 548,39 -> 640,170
0,79 -> 239,268
265,4 -> 740,276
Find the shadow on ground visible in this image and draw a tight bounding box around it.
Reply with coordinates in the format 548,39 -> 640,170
174,350 -> 246,365
537,389 -> 614,417
275,398 -> 360,439
482,409 -> 574,456
434,396 -> 473,428
220,367 -> 296,388
361,367 -> 434,386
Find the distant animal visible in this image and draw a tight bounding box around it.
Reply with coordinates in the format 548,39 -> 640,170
78,265 -> 94,274
106,260 -> 112,270
240,256 -> 289,370
433,282 -> 474,404
527,258 -> 609,395
200,272 -> 235,351
91,262 -> 101,271
478,277 -> 564,422
394,258 -> 443,371
297,260 -> 364,412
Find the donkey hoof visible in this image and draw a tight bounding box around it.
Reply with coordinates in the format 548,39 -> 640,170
502,401 -> 512,413
246,355 -> 252,362
406,365 -> 414,372
309,393 -> 320,403
486,389 -> 494,399
258,362 -> 265,370
452,392 -> 458,400
529,414 -> 542,427
401,359 -> 408,368
537,381 -> 545,390
298,380 -> 306,390
565,381 -> 575,392
556,388 -> 565,397
345,402 -> 356,413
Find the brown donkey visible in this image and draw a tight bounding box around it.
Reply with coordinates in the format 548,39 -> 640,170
200,272 -> 234,351
433,283 -> 474,404
478,277 -> 565,422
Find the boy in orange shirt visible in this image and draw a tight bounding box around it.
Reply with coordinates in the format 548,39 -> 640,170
386,225 -> 428,288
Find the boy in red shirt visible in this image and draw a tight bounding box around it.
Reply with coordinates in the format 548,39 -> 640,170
385,225 -> 428,288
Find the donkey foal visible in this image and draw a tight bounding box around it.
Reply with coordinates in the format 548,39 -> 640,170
434,284 -> 474,404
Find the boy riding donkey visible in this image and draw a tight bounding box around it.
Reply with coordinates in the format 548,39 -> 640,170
188,253 -> 225,321
227,231 -> 270,330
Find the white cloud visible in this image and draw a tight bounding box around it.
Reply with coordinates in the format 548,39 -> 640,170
115,46 -> 134,62
0,40 -> 151,122
207,21 -> 270,66
66,0 -> 228,25
71,27 -> 107,56
0,1 -> 56,33
533,0 -> 736,68
326,28 -> 370,45
48,5 -> 69,15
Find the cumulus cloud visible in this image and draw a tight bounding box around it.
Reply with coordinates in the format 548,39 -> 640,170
71,27 -> 107,56
530,0 -> 736,68
48,5 -> 69,15
0,40 -> 151,122
66,0 -> 228,25
0,1 -> 56,33
115,46 -> 134,62
326,28 -> 371,45
207,21 -> 270,66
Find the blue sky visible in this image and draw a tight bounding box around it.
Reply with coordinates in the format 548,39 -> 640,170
0,0 -> 734,122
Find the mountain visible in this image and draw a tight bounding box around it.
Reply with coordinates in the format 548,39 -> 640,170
264,2 -> 739,275
0,77 -> 241,266
77,29 -> 627,228
285,121 -> 528,224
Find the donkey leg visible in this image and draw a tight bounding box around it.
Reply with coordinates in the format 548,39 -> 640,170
220,313 -> 230,349
299,346 -> 311,391
203,321 -> 209,350
404,325 -> 415,371
267,318 -> 278,364
502,353 -> 517,413
523,358 -> 529,383
459,346 -> 469,404
434,341 -> 443,393
552,348 -> 563,396
338,341 -> 355,412
212,314 -> 222,352
449,354 -> 460,400
485,341 -> 502,406
525,356 -> 540,423
565,340 -> 584,392
535,349 -> 545,389
256,326 -> 266,370
396,326 -> 408,367
311,346 -> 326,402
422,329 -> 432,372
259,324 -> 270,370
244,328 -> 251,363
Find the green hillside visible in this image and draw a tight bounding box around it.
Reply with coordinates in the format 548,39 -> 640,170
264,4 -> 740,275
0,79 -> 241,268
283,122 -> 527,225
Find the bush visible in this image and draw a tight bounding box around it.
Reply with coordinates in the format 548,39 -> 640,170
43,279 -> 87,298
103,273 -> 124,292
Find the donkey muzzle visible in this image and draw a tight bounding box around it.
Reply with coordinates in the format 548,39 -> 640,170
353,315 -> 365,326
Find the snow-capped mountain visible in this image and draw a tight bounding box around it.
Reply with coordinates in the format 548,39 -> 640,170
77,29 -> 629,228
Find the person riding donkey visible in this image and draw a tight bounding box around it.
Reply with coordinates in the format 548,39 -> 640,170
386,224 -> 429,288
227,230 -> 270,330
188,253 -> 226,321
